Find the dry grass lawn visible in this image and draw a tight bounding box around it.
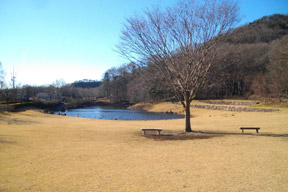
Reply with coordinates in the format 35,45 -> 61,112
0,103 -> 288,191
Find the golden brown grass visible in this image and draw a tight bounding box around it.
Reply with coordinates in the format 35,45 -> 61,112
0,103 -> 288,191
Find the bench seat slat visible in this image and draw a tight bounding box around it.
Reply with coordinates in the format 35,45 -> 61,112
141,128 -> 162,135
141,128 -> 162,131
240,127 -> 260,133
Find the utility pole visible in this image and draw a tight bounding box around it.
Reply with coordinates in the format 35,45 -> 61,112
11,68 -> 16,89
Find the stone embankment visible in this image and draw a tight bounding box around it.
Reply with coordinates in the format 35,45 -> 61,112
201,100 -> 259,106
191,101 -> 279,112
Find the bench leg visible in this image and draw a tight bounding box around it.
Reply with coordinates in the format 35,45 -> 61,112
256,129 -> 259,133
242,129 -> 244,133
158,131 -> 161,135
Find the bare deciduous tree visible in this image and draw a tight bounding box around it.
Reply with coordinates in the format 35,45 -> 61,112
268,35 -> 288,100
117,0 -> 240,132
0,62 -> 6,94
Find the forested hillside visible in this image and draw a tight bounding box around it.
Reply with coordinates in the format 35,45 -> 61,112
101,14 -> 288,103
198,14 -> 288,100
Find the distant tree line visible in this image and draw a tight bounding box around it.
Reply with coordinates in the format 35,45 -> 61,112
0,78 -> 104,111
71,79 -> 102,88
99,63 -> 174,104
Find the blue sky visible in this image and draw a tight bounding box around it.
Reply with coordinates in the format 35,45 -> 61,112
0,0 -> 287,86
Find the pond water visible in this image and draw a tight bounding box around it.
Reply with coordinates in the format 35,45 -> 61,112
56,106 -> 184,120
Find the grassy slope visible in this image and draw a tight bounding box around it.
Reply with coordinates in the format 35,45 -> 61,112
0,103 -> 288,191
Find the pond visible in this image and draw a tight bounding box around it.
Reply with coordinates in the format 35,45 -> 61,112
55,106 -> 184,120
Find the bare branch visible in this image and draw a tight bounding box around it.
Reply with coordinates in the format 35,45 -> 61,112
116,0 -> 240,132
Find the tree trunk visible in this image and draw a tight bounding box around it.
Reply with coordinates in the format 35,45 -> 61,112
185,95 -> 192,132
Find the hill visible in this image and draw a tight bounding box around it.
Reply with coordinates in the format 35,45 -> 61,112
228,14 -> 288,44
197,14 -> 288,102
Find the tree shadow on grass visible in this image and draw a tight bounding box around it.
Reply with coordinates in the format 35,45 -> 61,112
193,131 -> 288,138
0,112 -> 37,125
0,136 -> 17,145
0,118 -> 37,125
142,130 -> 288,141
142,130 -> 221,141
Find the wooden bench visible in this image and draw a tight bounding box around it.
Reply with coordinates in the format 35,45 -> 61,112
240,127 -> 260,133
141,128 -> 162,135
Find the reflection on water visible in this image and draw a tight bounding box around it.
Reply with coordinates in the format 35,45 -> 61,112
56,106 -> 184,120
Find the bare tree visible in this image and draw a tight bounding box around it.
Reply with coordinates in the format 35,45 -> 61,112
46,85 -> 57,100
102,72 -> 112,99
268,35 -> 288,100
0,62 -> 5,86
22,85 -> 36,101
53,79 -> 66,99
117,0 -> 240,132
